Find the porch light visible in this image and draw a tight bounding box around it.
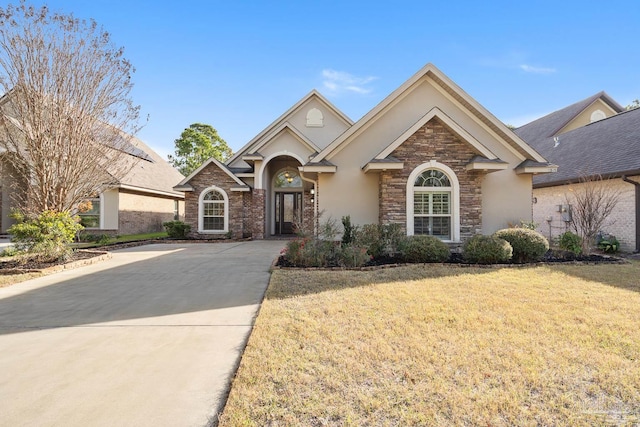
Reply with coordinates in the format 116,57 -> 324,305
284,170 -> 293,183
310,188 -> 315,195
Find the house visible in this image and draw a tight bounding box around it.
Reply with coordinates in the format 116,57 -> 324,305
515,93 -> 640,252
174,63 -> 556,243
0,131 -> 185,236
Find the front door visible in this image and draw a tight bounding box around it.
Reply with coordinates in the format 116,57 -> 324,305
275,192 -> 302,235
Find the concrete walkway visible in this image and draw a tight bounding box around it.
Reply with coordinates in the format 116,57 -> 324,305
0,241 -> 285,427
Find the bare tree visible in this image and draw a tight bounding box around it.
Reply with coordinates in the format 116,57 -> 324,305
0,1 -> 140,215
566,175 -> 621,254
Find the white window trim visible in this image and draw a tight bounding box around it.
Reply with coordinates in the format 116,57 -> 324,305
198,186 -> 229,233
406,160 -> 460,242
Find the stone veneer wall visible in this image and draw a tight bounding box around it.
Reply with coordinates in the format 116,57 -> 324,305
184,162 -> 245,239
379,118 -> 483,242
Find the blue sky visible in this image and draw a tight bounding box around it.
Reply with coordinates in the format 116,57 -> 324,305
20,0 -> 640,159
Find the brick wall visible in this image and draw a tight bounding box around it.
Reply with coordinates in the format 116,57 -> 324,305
118,191 -> 180,235
380,117 -> 483,242
533,176 -> 637,252
184,162 -> 245,239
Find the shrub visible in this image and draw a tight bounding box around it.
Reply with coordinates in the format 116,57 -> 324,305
399,235 -> 450,263
354,223 -> 406,259
163,220 -> 191,238
558,231 -> 582,255
462,235 -> 513,264
335,244 -> 370,268
283,237 -> 337,267
493,228 -> 549,263
597,234 -> 620,254
341,215 -> 356,247
8,210 -> 84,262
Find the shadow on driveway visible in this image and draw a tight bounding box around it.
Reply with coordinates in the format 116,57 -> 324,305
0,241 -> 285,335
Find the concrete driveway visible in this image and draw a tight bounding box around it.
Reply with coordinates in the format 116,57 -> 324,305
0,241 -> 285,427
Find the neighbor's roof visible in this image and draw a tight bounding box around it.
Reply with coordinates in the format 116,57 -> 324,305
518,107 -> 640,187
117,136 -> 185,198
515,91 -> 624,143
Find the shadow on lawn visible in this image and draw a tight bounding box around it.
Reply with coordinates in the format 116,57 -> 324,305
551,259 -> 640,293
267,263 -> 498,300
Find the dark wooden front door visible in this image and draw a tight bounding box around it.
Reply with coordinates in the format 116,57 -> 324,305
275,192 -> 302,235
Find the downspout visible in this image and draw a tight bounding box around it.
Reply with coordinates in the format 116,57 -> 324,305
622,175 -> 640,253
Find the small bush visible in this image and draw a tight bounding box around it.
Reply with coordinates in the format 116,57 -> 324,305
559,231 -> 582,255
354,223 -> 406,259
597,234 -> 620,254
494,228 -> 549,263
463,235 -> 513,264
335,244 -> 370,268
341,215 -> 356,247
163,220 -> 191,238
8,210 -> 84,262
399,235 -> 450,263
283,237 -> 337,267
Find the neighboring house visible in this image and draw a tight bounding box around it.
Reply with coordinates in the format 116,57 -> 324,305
515,92 -> 640,252
0,134 -> 185,235
175,63 -> 556,244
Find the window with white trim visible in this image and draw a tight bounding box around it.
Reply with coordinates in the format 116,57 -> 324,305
413,169 -> 452,240
201,189 -> 226,231
79,198 -> 100,229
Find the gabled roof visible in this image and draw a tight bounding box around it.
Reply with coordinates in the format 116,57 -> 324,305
523,107 -> 640,187
312,63 -> 548,164
174,157 -> 246,191
226,90 -> 352,165
515,91 -> 624,143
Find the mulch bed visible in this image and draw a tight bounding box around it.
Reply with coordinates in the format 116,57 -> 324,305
0,250 -> 109,274
276,250 -> 627,270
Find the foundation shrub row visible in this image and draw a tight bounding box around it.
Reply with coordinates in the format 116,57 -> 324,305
281,216 -> 551,268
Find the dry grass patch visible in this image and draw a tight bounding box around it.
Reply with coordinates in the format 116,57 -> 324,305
220,263 -> 640,426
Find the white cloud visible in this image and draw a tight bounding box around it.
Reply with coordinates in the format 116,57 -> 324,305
519,64 -> 557,74
322,69 -> 377,95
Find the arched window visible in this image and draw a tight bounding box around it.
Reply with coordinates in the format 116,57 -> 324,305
199,187 -> 228,233
406,162 -> 460,241
274,169 -> 302,188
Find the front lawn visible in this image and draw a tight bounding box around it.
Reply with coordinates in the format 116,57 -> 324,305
220,262 -> 640,426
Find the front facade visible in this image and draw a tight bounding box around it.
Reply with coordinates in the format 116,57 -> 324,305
515,94 -> 640,252
176,64 -> 555,242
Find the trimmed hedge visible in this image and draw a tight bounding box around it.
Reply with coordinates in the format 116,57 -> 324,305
493,228 -> 549,263
463,235 -> 513,264
400,235 -> 450,263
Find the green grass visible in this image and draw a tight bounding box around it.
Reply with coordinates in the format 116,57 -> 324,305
220,262 -> 640,426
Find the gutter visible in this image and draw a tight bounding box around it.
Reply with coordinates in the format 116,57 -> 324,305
622,175 -> 640,253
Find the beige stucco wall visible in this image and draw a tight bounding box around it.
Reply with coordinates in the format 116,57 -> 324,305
533,177 -> 637,252
482,172 -> 534,233
101,188 -> 120,230
320,76 -> 534,235
287,97 -> 351,149
558,99 -> 618,134
228,96 -> 351,170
